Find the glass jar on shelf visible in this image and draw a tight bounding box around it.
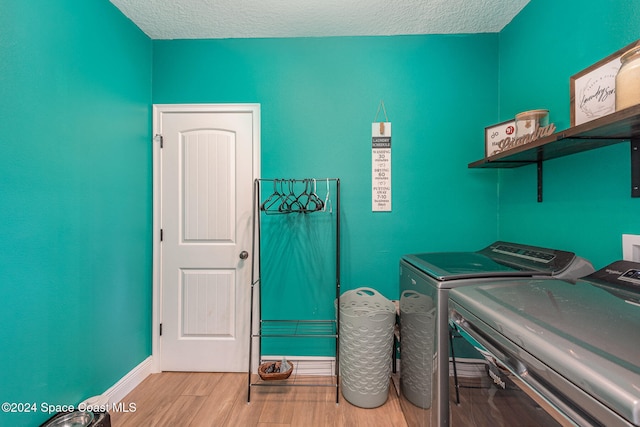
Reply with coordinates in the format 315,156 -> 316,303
615,45 -> 640,111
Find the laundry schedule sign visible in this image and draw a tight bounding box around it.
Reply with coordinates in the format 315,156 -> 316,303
372,122 -> 391,211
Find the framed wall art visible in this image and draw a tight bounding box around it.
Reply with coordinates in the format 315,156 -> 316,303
570,39 -> 640,126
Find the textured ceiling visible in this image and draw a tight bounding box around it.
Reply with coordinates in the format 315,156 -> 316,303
109,0 -> 530,40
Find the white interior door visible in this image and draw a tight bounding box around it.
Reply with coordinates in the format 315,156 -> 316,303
154,104 -> 259,372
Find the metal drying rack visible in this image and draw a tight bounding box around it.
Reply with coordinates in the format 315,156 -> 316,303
247,178 -> 341,404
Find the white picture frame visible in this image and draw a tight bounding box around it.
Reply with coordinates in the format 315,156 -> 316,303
570,39 -> 640,126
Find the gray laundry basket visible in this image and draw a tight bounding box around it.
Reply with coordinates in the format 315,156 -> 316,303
399,290 -> 436,409
338,287 -> 396,408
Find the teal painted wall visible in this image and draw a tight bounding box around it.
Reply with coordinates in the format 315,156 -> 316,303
497,0 -> 640,267
153,35 -> 500,297
9,0 -> 635,417
0,1 -> 152,425
153,36 -> 500,354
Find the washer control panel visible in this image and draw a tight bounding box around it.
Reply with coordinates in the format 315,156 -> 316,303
492,244 -> 556,263
479,241 -> 579,272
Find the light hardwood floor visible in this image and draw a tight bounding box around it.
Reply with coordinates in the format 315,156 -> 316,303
110,373 -> 408,427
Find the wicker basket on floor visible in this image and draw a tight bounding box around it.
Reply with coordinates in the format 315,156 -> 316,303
258,360 -> 294,380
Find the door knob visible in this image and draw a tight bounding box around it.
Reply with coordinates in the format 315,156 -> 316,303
239,251 -> 249,260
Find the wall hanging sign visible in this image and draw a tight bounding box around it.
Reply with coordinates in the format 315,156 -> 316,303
372,121 -> 391,211
570,39 -> 640,126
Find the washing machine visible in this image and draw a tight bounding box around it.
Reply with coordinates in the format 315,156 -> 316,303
449,260 -> 640,427
398,241 -> 594,427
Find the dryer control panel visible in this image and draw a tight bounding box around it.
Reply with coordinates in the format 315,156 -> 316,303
620,268 -> 640,285
590,260 -> 640,286
586,260 -> 640,304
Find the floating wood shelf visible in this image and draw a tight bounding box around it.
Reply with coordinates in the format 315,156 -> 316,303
469,104 -> 640,201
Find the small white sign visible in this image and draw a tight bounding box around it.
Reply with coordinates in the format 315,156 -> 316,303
372,122 -> 391,212
485,120 -> 515,158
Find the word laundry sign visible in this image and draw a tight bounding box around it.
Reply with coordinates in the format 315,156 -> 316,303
372,122 -> 391,211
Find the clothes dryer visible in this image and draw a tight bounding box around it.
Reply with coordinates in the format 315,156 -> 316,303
449,260 -> 640,427
399,241 -> 594,427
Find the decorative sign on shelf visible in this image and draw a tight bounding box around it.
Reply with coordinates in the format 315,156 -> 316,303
570,39 -> 640,126
372,122 -> 391,212
487,123 -> 556,157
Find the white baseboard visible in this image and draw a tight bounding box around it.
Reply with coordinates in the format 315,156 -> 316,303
102,356 -> 153,404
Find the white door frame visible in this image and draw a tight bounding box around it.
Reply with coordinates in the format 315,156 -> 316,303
151,103 -> 260,372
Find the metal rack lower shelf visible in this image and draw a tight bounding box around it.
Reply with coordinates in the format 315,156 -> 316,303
254,319 -> 337,338
249,358 -> 338,388
248,320 -> 340,403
